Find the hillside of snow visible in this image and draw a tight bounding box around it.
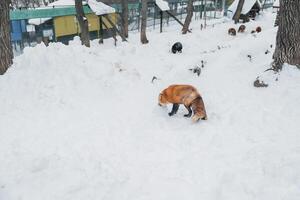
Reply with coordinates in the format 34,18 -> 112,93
1,11 -> 300,200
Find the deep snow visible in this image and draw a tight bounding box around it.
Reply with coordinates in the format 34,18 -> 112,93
1,10 -> 300,200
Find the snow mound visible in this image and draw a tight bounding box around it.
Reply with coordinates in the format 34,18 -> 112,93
1,10 -> 300,200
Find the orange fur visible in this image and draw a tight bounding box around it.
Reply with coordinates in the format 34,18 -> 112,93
158,85 -> 207,122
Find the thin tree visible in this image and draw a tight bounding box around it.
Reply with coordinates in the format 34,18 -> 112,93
140,0 -> 149,44
75,0 -> 90,47
182,0 -> 193,34
232,0 -> 244,23
272,0 -> 300,71
0,0 -> 13,75
121,0 -> 129,38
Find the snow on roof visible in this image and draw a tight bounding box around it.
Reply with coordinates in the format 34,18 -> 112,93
156,0 -> 170,11
88,0 -> 115,15
28,18 -> 52,25
228,0 -> 261,15
48,0 -> 115,15
48,0 -> 87,7
273,0 -> 279,7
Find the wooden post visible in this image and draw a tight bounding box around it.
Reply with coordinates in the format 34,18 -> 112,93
137,2 -> 141,31
153,5 -> 156,29
103,14 -> 127,42
160,10 -> 163,33
99,15 -> 104,43
101,19 -> 117,44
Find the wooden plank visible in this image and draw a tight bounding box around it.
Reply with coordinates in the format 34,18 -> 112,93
102,19 -> 118,43
103,14 -> 127,42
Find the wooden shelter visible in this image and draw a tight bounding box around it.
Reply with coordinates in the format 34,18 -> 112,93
9,0 -> 121,45
228,0 -> 262,22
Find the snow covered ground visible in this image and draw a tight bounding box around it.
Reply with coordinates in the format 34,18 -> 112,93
1,10 -> 300,200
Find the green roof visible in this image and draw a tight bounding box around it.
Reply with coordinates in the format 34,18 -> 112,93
10,5 -> 94,20
111,3 -> 140,11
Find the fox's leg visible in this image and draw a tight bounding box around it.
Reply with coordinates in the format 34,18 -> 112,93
169,104 -> 179,116
184,105 -> 192,118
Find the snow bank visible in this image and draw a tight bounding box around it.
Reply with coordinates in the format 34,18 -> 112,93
1,11 -> 300,200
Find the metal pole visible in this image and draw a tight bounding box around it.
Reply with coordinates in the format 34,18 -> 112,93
153,5 -> 156,29
204,0 -> 207,28
160,10 -> 163,33
214,0 -> 216,18
200,0 -> 203,19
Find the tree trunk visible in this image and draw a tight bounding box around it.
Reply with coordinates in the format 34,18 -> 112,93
75,0 -> 90,47
121,0 -> 129,38
272,0 -> 300,71
274,9 -> 280,27
232,0 -> 245,23
182,0 -> 193,34
140,0 -> 149,44
0,0 -> 13,75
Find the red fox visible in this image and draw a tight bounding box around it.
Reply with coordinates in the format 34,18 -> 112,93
158,85 -> 207,122
228,28 -> 236,36
256,26 -> 262,33
238,25 -> 246,33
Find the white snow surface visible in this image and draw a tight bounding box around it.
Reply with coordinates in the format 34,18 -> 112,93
1,11 -> 300,200
88,0 -> 115,15
48,0 -> 115,15
228,0 -> 261,15
28,18 -> 52,25
156,0 -> 170,11
48,0 -> 87,7
273,0 -> 279,7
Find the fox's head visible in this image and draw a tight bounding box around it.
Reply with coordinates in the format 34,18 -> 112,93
158,93 -> 168,106
192,111 -> 207,122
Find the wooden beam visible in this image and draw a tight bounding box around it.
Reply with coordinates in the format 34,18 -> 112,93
165,10 -> 191,33
99,15 -> 104,43
103,14 -> 127,42
102,19 -> 117,44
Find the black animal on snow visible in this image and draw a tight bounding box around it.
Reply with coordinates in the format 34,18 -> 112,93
171,42 -> 183,54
